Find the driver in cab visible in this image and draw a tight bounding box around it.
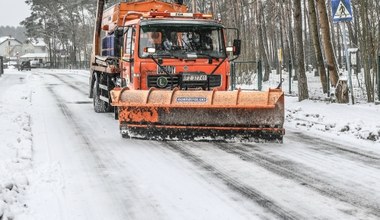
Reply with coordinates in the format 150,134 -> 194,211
141,32 -> 161,48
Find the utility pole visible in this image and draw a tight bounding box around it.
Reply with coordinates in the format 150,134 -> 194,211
342,23 -> 354,104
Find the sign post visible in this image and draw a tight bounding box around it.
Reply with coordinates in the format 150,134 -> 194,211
332,0 -> 354,104
257,60 -> 262,91
278,48 -> 283,87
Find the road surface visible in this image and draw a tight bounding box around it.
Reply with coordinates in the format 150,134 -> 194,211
1,70 -> 380,220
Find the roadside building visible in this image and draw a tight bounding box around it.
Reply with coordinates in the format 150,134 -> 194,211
0,36 -> 22,58
21,38 -> 49,67
0,36 -> 23,67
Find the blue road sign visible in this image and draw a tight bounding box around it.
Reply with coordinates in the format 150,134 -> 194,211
331,0 -> 353,22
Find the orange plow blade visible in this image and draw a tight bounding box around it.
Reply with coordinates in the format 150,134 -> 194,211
111,88 -> 285,142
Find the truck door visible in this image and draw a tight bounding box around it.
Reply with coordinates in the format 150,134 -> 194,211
122,27 -> 135,87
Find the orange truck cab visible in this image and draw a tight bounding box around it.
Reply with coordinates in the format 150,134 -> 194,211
90,0 -> 284,142
122,18 -> 232,92
90,1 -> 240,103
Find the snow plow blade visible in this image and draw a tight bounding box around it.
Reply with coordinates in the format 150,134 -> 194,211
111,88 -> 285,142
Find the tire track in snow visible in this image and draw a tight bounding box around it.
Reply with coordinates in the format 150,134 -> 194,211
287,131 -> 380,168
46,71 -> 380,217
45,85 -> 161,219
162,141 -> 303,220
45,75 -> 174,219
215,142 -> 380,218
46,73 -> 89,96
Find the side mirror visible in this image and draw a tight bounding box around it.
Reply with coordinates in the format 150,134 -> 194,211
233,39 -> 241,56
102,25 -> 109,31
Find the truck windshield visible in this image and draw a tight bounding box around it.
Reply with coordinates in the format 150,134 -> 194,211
139,24 -> 226,59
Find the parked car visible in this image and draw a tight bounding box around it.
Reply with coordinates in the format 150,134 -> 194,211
43,62 -> 52,68
30,60 -> 41,68
18,61 -> 31,71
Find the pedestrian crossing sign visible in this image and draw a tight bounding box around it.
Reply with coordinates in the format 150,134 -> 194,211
332,0 -> 353,22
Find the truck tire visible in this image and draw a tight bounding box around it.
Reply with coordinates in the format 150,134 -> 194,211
105,100 -> 114,112
93,81 -> 107,113
122,133 -> 130,138
93,76 -> 114,113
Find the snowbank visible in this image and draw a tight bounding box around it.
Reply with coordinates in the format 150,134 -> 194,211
285,97 -> 380,143
0,70 -> 33,219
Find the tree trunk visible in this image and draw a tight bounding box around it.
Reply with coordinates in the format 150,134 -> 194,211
192,0 -> 196,12
256,0 -> 271,82
308,0 -> 328,93
294,0 -> 309,101
316,0 -> 339,86
287,0 -> 296,81
360,0 -> 374,102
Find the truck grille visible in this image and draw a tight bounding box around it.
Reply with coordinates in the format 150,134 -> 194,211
209,75 -> 222,87
147,75 -> 180,88
147,74 -> 221,89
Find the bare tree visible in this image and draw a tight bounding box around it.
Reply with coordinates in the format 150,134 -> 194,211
359,0 -> 374,102
316,0 -> 339,86
256,0 -> 271,81
294,0 -> 309,101
308,0 -> 328,93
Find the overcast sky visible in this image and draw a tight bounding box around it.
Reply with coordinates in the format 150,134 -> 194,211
0,0 -> 31,27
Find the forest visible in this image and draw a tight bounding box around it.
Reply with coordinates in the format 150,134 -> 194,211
21,0 -> 380,102
0,26 -> 26,42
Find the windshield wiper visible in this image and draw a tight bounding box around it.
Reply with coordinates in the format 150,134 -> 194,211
195,52 -> 220,64
196,52 -> 220,60
153,52 -> 181,59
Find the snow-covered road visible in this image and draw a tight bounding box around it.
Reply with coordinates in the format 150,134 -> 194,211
1,69 -> 380,220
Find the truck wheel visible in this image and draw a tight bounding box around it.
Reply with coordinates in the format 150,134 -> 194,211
122,133 -> 130,138
93,81 -> 107,113
105,100 -> 114,113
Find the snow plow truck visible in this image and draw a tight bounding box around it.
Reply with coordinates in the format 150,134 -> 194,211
89,0 -> 285,142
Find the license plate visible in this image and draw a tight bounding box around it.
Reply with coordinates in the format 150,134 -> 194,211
182,74 -> 207,81
157,66 -> 175,75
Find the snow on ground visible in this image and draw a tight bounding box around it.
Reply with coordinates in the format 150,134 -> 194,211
283,69 -> 380,143
0,71 -> 33,219
286,97 -> 380,143
0,67 -> 379,219
238,68 -> 380,143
